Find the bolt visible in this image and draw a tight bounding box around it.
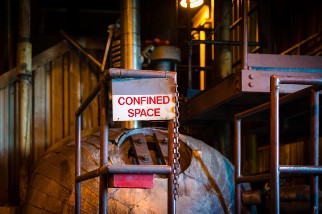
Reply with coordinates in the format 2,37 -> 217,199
248,82 -> 254,87
249,74 -> 254,79
162,138 -> 168,145
142,154 -> 149,162
135,139 -> 143,146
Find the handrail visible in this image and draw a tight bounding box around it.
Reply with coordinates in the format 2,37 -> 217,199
189,40 -> 260,46
229,2 -> 260,30
280,33 -> 320,55
234,75 -> 322,214
0,68 -> 16,89
60,31 -> 102,67
235,84 -> 322,119
0,41 -> 71,89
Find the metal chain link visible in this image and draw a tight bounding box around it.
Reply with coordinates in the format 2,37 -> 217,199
173,83 -> 181,199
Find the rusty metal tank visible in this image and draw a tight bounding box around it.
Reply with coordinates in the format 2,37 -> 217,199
23,128 -> 235,213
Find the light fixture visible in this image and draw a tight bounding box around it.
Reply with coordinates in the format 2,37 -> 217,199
191,5 -> 209,28
180,0 -> 204,8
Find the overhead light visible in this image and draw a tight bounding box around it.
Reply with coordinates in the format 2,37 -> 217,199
180,0 -> 204,8
191,5 -> 209,28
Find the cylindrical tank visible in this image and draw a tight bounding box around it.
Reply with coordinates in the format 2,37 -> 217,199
23,128 -> 235,213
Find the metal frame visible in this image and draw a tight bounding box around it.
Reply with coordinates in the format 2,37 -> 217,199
75,68 -> 177,214
182,0 -> 322,122
234,75 -> 322,214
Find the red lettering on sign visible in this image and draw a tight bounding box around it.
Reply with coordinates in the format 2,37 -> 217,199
133,96 -> 140,104
147,109 -> 154,116
118,97 -> 125,105
128,109 -> 134,117
127,108 -> 162,117
135,109 -> 141,116
118,95 -> 171,106
125,97 -> 132,105
148,96 -> 155,104
156,96 -> 162,104
163,96 -> 170,104
155,108 -> 160,116
141,96 -> 146,104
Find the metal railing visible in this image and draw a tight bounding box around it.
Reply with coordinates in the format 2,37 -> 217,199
234,75 -> 322,214
74,68 -> 178,214
280,33 -> 321,55
184,0 -> 260,89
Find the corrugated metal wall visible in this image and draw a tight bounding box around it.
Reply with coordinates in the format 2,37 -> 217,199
0,83 -> 16,204
31,42 -> 101,162
0,40 -> 102,205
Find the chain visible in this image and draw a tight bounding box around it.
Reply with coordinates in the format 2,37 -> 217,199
173,83 -> 181,200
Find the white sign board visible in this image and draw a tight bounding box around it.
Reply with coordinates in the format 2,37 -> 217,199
112,78 -> 176,121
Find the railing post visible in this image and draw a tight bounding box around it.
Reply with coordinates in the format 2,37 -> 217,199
310,90 -> 319,213
270,76 -> 280,214
75,115 -> 81,213
99,79 -> 109,214
234,118 -> 241,214
168,121 -> 176,214
242,0 -> 248,69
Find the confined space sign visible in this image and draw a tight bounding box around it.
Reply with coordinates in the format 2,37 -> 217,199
112,78 -> 176,121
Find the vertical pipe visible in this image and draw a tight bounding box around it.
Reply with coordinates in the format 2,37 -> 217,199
17,0 -> 32,205
75,116 -> 81,213
168,121 -> 175,214
120,0 -> 141,70
219,0 -> 232,79
211,0 -> 215,61
310,90 -> 319,213
187,0 -> 192,90
99,80 -> 109,214
242,0 -> 248,69
234,118 -> 241,214
120,0 -> 141,128
200,31 -> 206,90
270,76 -> 280,214
188,44 -> 193,89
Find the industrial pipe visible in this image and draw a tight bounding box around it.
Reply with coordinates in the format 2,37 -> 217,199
189,40 -> 260,46
17,0 -> 32,205
120,0 -> 141,70
120,0 -> 142,129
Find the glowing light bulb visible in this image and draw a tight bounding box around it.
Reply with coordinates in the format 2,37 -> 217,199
180,0 -> 204,8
